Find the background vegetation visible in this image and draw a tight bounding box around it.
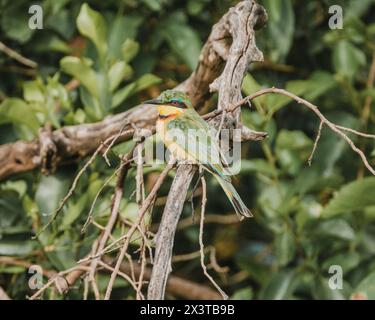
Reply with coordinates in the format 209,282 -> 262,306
1,0 -> 375,300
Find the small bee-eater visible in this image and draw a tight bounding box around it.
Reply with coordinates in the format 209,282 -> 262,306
145,90 -> 252,219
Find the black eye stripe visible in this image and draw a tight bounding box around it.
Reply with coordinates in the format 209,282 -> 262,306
169,101 -> 187,108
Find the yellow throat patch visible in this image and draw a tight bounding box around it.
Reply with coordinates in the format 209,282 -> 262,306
157,105 -> 184,120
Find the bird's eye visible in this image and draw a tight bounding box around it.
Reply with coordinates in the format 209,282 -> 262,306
170,100 -> 187,108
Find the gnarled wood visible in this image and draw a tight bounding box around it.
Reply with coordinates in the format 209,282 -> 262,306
147,0 -> 267,300
0,2 -> 238,181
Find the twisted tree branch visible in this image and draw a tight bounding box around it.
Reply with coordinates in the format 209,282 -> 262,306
147,0 -> 267,300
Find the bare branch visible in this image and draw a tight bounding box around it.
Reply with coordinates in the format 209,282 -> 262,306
104,160 -> 175,299
0,0 -> 239,182
308,121 -> 324,166
147,164 -> 196,299
0,41 -> 37,68
231,88 -> 375,175
147,0 -> 267,300
87,148 -> 135,299
198,175 -> 228,299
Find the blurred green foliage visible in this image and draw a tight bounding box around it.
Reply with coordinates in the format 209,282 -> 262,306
1,0 -> 375,300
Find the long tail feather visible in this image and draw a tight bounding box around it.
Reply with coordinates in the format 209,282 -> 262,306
214,174 -> 252,220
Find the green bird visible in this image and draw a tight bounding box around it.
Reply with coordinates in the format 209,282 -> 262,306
145,90 -> 252,219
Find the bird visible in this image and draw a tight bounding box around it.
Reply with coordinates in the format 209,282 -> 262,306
144,90 -> 252,220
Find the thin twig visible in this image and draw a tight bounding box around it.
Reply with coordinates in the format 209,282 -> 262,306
335,125 -> 375,139
102,122 -> 129,166
98,261 -> 142,298
81,156 -> 134,233
29,266 -> 90,300
34,130 -> 134,238
209,247 -> 229,273
205,88 -> 375,176
177,213 -> 239,230
88,240 -> 101,299
88,148 -> 135,299
104,161 -> 175,299
308,121 -> 324,166
198,174 -> 228,300
0,41 -> 37,68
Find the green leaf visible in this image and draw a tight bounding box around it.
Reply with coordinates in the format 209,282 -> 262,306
60,194 -> 88,229
1,5 -> 34,43
80,87 -> 103,121
231,287 -> 253,300
0,265 -> 26,274
121,39 -> 140,63
362,88 -> 375,99
242,73 -> 262,95
77,3 -> 107,58
161,15 -> 201,70
0,98 -> 40,134
112,83 -> 134,109
259,270 -> 295,299
333,40 -> 366,81
35,172 -> 71,216
97,71 -> 111,113
322,252 -> 360,274
274,229 -> 296,266
0,240 -> 36,256
313,112 -> 359,175
346,0 -> 375,19
142,0 -> 164,11
240,159 -> 277,176
351,272 -> 375,300
257,185 -> 284,219
275,130 -> 313,175
45,8 -> 75,40
268,71 -> 337,115
187,0 -> 209,16
60,56 -> 99,98
312,219 -> 355,241
0,190 -> 23,230
112,73 -> 161,108
288,71 -> 337,102
23,80 -> 45,102
33,34 -> 71,54
313,276 -> 346,300
241,73 -> 266,111
323,177 -> 375,217
108,61 -> 133,91
260,0 -> 295,62
107,15 -> 143,59
276,130 -> 313,151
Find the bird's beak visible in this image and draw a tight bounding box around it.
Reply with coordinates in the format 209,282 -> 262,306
144,99 -> 164,105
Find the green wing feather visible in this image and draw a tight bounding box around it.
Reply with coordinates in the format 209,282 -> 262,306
166,109 -> 252,219
167,109 -> 230,179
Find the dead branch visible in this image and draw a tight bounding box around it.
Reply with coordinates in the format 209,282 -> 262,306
177,213 -> 239,230
87,147 -> 136,300
104,160 -> 175,299
0,41 -> 37,68
0,0 -> 242,182
231,88 -> 375,175
147,164 -> 196,299
3,0 -> 373,303
198,175 -> 228,299
0,255 -> 219,300
102,257 -> 221,300
147,0 -> 267,300
29,265 -> 91,300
